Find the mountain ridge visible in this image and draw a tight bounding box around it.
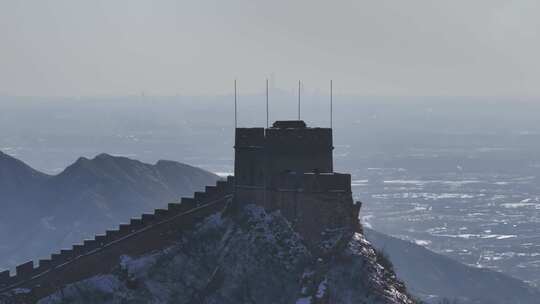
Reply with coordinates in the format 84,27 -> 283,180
0,151 -> 219,272
0,151 -> 50,198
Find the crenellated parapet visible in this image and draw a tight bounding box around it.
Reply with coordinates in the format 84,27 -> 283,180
0,176 -> 235,298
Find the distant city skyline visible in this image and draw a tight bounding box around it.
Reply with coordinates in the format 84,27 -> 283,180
1,0 -> 539,97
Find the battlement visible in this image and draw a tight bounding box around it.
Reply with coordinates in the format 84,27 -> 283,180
0,177 -> 235,297
235,121 -> 332,152
265,127 -> 332,150
272,120 -> 307,128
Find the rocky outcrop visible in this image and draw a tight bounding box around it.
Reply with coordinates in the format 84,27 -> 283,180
30,205 -> 414,304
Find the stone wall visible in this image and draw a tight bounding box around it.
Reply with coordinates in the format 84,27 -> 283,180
265,127 -> 333,177
234,123 -> 334,189
0,177 -> 235,302
234,128 -> 265,187
236,172 -> 360,251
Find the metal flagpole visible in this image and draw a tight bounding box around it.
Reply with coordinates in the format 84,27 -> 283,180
298,80 -> 301,120
234,79 -> 237,128
264,79 -> 268,210
330,80 -> 333,129
233,79 -> 238,203
266,79 -> 269,128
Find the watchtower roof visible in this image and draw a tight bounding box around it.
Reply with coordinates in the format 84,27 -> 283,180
271,120 -> 307,129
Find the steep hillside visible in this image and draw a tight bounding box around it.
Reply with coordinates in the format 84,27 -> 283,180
365,228 -> 540,304
0,152 -> 52,268
0,151 -> 49,201
0,152 -> 218,272
34,205 -> 414,304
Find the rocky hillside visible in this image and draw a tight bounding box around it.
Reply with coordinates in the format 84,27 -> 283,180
34,205 -> 414,304
0,152 -> 218,271
365,228 -> 540,304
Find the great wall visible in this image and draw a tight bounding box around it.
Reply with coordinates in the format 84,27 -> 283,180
234,120 -> 360,250
0,176 -> 235,301
0,120 -> 361,302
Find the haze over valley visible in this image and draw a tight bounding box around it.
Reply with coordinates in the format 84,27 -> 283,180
2,94 -> 540,289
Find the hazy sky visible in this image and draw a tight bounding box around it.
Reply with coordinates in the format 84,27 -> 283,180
1,0 -> 539,97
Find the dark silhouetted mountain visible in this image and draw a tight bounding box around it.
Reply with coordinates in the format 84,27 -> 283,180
365,228 -> 540,304
0,152 -> 218,271
0,151 -> 49,201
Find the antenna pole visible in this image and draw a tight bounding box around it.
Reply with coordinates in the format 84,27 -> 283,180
298,80 -> 301,120
330,80 -> 333,129
264,78 -> 269,211
266,78 -> 269,128
234,79 -> 237,128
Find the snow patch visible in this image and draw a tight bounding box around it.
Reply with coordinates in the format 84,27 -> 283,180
296,296 -> 312,304
12,288 -> 31,295
316,278 -> 327,299
414,240 -> 431,246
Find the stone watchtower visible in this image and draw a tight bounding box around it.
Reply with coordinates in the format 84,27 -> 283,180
234,120 -> 360,251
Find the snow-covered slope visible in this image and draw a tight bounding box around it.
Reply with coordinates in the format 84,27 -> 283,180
36,205 -> 414,304
365,228 -> 540,304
